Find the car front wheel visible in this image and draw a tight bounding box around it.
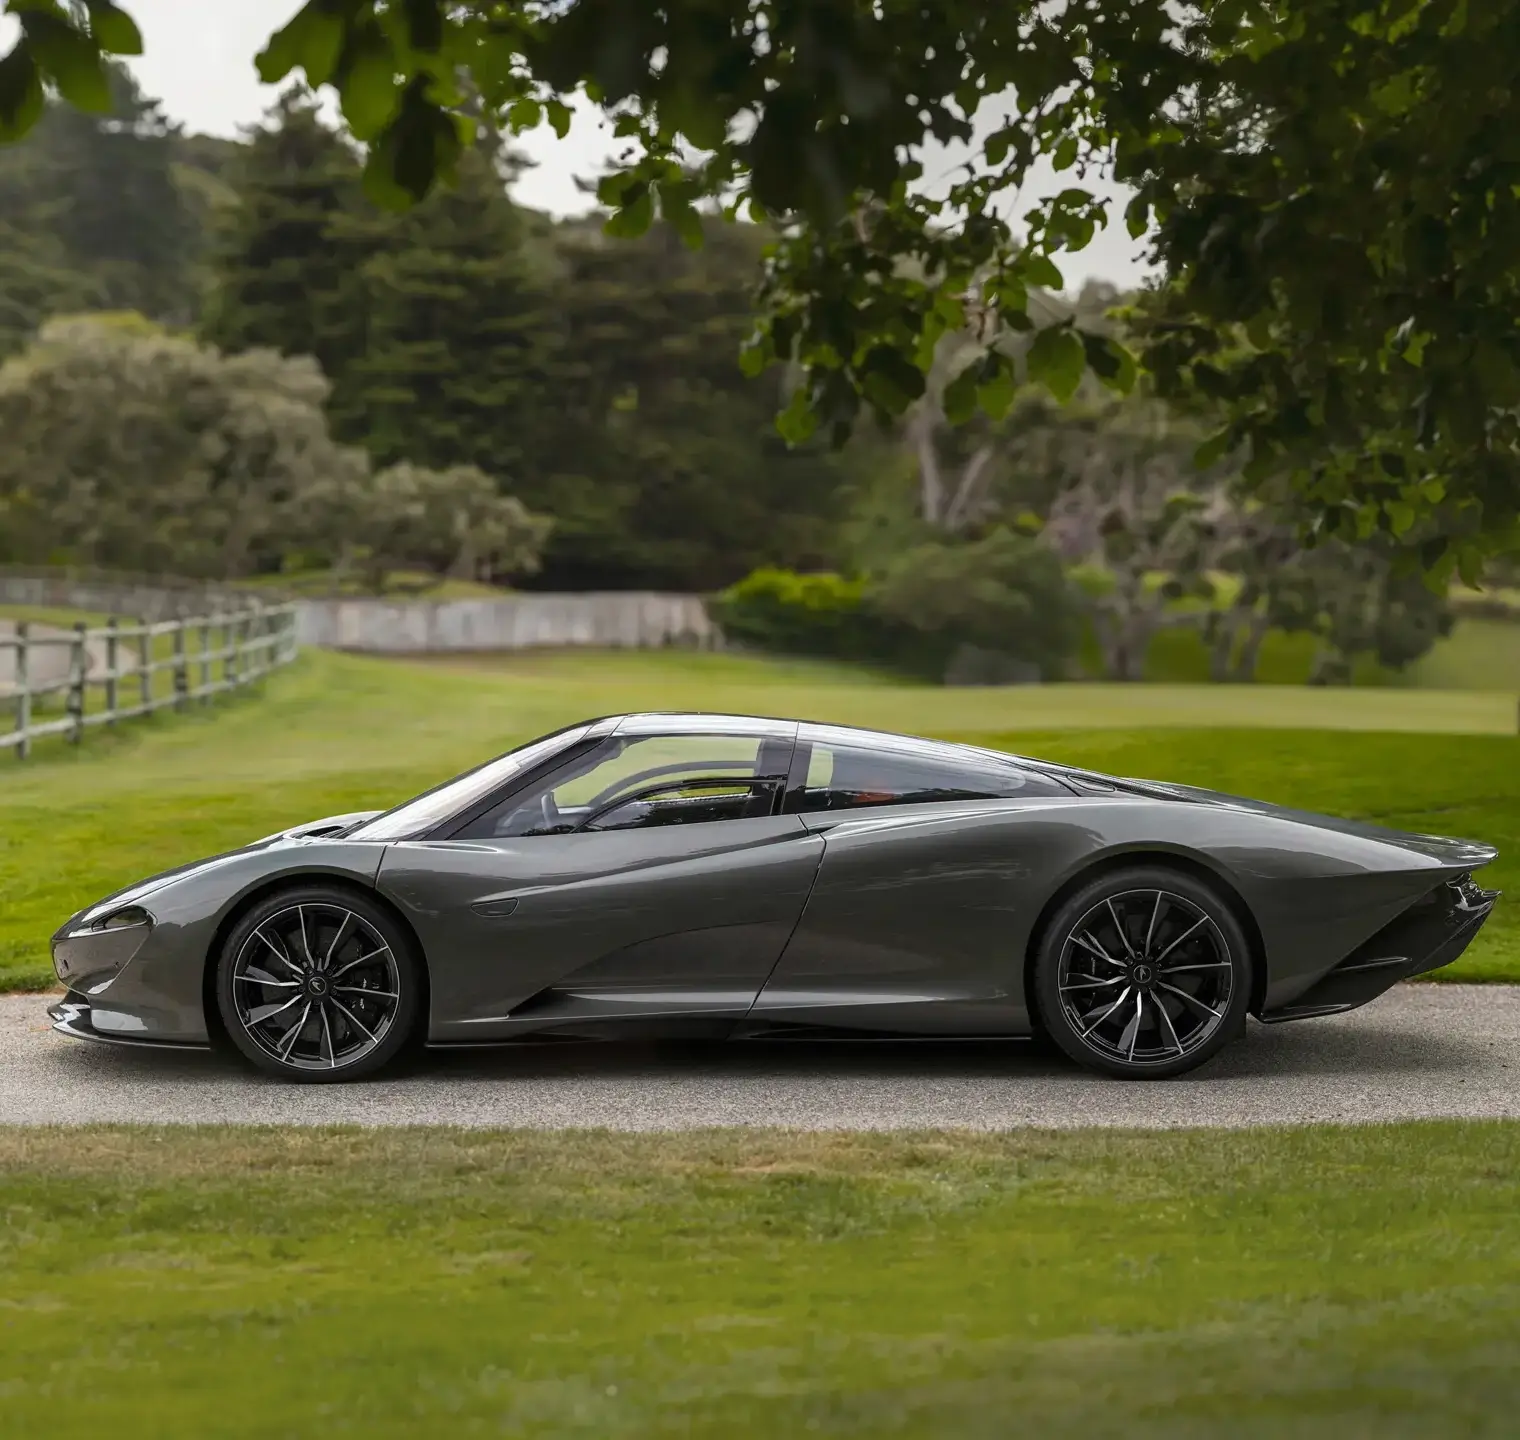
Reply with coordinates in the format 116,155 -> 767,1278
1033,867 -> 1252,1080
215,887 -> 422,1082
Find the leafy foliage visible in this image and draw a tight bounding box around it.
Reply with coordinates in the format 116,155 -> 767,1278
203,93 -> 856,590
865,528 -> 1081,681
0,63 -> 202,355
0,314 -> 371,578
712,543 -> 1081,683
0,313 -> 551,588
11,1 -> 1516,571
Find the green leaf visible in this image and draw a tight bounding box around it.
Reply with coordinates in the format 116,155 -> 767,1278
545,97 -> 572,139
256,3 -> 348,87
1022,254 -> 1064,291
0,43 -> 45,139
24,13 -> 112,113
596,171 -> 635,207
1025,325 -> 1085,404
507,96 -> 541,131
1080,332 -> 1137,394
603,186 -> 653,239
858,346 -> 927,415
1386,499 -> 1417,535
398,0 -> 444,53
1052,135 -> 1078,171
738,331 -> 772,379
976,363 -> 1016,421
941,363 -> 980,425
1193,428 -> 1234,468
339,28 -> 402,140
83,2 -> 143,56
663,195 -> 705,250
777,388 -> 819,445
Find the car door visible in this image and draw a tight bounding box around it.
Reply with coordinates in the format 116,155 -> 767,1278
378,719 -> 824,1041
748,725 -> 1076,1034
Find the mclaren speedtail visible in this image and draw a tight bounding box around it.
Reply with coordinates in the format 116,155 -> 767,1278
49,713 -> 1499,1081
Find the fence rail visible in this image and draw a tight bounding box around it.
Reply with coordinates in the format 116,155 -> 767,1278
0,604 -> 300,758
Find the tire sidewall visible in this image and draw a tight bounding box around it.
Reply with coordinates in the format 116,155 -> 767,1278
1033,865 -> 1252,1080
215,885 -> 422,1083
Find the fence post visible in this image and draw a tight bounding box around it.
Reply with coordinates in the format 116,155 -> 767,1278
67,621 -> 87,744
173,617 -> 188,710
224,610 -> 237,691
246,603 -> 261,682
137,619 -> 152,714
14,621 -> 29,761
199,613 -> 212,702
104,617 -> 119,727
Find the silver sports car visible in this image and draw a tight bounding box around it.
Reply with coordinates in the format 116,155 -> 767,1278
49,713 -> 1500,1082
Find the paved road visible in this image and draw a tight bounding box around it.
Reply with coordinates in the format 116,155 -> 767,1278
0,986 -> 1515,1130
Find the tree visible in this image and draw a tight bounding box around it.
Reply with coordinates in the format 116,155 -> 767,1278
201,87 -> 371,395
866,527 -> 1081,682
0,61 -> 201,352
1003,397 -> 1231,682
0,313 -> 372,579
527,215 -> 856,590
13,1 -> 1514,570
343,461 -> 551,591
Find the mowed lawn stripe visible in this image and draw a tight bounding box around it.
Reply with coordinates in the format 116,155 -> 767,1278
0,649 -> 1515,989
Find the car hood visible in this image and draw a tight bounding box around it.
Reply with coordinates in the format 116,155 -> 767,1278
65,811 -> 387,930
1100,774 -> 1497,869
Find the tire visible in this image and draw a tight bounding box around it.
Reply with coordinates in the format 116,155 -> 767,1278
1032,866 -> 1252,1080
215,886 -> 423,1083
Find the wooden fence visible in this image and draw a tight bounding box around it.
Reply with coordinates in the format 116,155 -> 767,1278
0,604 -> 300,759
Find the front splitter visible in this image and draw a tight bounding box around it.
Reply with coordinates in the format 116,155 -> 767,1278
47,999 -> 211,1052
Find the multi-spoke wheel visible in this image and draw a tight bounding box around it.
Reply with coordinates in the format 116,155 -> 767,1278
1032,867 -> 1252,1079
215,888 -> 422,1082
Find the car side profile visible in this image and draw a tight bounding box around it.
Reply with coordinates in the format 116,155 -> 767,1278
49,712 -> 1500,1082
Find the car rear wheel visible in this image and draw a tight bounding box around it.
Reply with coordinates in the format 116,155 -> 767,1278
215,887 -> 422,1083
1032,867 -> 1252,1080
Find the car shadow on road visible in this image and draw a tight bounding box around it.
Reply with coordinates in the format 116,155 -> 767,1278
46,1016 -> 1489,1088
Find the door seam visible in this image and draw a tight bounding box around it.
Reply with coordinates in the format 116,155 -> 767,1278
742,828 -> 827,1017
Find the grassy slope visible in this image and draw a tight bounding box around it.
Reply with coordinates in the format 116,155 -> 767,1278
0,648 -> 1515,990
2,1123 -> 1519,1438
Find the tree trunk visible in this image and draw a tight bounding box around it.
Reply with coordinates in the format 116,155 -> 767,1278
1205,614 -> 1236,683
1232,614 -> 1272,682
942,443 -> 996,532
909,405 -> 944,526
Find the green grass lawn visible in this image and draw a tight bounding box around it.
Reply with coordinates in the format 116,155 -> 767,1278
0,647 -> 1514,990
1106,613 -> 1520,691
1,1123 -> 1518,1438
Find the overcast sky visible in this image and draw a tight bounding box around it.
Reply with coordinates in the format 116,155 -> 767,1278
12,0 -> 1156,292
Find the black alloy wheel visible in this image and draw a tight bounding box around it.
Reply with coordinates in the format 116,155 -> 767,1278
1033,866 -> 1252,1079
215,887 -> 422,1082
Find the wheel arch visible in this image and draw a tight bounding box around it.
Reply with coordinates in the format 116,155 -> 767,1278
1021,848 -> 1270,1030
200,871 -> 431,1049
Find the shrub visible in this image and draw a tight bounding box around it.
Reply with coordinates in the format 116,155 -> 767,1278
711,532 -> 1082,683
866,528 -> 1082,681
708,568 -> 893,661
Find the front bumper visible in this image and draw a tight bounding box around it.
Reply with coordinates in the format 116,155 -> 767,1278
48,996 -> 210,1050
48,909 -> 213,1045
1261,872 -> 1500,1023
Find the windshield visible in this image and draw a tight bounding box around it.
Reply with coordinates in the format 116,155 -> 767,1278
346,723 -> 596,841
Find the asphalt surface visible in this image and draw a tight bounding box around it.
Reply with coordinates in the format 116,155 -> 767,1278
0,985 -> 1515,1130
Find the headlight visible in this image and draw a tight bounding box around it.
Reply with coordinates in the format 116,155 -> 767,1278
54,908 -> 154,990
93,906 -> 151,931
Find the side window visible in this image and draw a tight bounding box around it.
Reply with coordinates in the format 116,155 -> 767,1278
794,739 -> 1063,814
456,733 -> 794,838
